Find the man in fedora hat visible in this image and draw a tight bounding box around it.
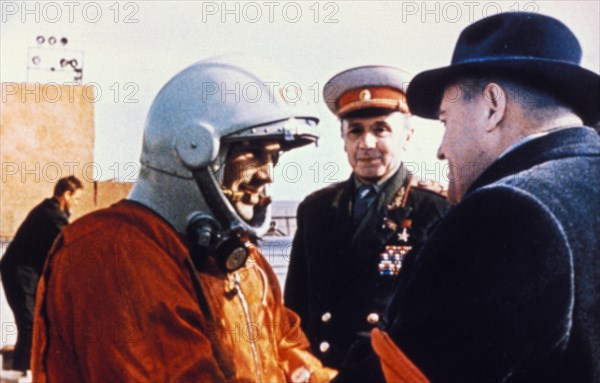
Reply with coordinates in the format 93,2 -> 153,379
284,65 -> 450,370
335,11 -> 600,383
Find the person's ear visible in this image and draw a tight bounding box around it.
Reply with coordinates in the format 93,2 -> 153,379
482,82 -> 507,131
340,120 -> 349,153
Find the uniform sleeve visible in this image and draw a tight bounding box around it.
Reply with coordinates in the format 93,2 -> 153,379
37,227 -> 228,383
424,195 -> 451,234
258,244 -> 338,382
409,190 -> 451,246
283,202 -> 310,329
276,306 -> 338,382
385,186 -> 574,382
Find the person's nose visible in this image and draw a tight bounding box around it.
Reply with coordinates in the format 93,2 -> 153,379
358,131 -> 377,149
437,144 -> 446,160
437,132 -> 448,160
255,162 -> 274,184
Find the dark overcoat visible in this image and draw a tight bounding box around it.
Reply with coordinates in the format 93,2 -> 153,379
284,165 -> 449,369
0,197 -> 69,371
337,127 -> 600,382
1,197 -> 69,276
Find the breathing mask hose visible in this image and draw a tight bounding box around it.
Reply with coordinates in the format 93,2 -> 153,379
188,167 -> 252,273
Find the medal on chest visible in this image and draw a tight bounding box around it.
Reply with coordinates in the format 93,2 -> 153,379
378,183 -> 413,276
378,219 -> 412,276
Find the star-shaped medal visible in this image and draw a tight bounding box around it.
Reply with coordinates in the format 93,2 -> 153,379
397,227 -> 410,242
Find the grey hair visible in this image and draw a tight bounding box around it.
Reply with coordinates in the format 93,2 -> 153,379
451,76 -> 574,121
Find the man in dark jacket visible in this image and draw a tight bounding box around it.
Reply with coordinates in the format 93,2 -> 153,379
284,66 -> 450,369
336,12 -> 600,383
0,175 -> 82,372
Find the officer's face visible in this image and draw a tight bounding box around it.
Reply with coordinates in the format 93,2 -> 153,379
437,83 -> 494,203
342,112 -> 412,184
222,141 -> 281,221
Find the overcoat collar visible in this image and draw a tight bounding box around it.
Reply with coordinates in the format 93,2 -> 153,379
466,127 -> 600,197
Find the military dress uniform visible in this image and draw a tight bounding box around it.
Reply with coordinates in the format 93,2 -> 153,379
284,66 -> 451,369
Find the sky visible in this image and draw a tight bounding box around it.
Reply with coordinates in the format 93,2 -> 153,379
1,0 -> 599,200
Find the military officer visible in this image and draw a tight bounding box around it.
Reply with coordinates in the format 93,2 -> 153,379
284,65 -> 451,369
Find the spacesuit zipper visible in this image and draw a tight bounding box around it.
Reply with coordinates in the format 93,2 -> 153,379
234,272 -> 263,382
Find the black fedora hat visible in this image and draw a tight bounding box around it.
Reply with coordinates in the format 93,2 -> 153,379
406,12 -> 600,126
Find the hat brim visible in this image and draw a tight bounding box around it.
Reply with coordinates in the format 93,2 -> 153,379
406,59 -> 600,126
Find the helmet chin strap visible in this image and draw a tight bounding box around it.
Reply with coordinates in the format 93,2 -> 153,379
221,188 -> 245,203
192,167 -> 271,236
221,187 -> 273,207
186,166 -> 272,273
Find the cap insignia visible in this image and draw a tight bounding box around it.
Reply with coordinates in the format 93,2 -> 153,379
359,89 -> 372,101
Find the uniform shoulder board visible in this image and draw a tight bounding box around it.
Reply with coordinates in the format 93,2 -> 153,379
410,177 -> 447,198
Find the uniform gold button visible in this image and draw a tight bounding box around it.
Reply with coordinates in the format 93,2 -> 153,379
367,313 -> 380,324
321,312 -> 332,322
319,341 -> 330,353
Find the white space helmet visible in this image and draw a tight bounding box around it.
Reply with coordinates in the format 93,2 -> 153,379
129,56 -> 318,251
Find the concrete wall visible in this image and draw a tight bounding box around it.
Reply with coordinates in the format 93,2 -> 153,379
1,83 -> 97,238
94,180 -> 133,209
0,83 -> 132,239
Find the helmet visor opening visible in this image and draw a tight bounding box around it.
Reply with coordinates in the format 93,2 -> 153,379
221,117 -> 319,151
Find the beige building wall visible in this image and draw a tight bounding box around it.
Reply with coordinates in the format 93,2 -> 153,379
94,180 -> 134,209
0,83 -> 130,239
